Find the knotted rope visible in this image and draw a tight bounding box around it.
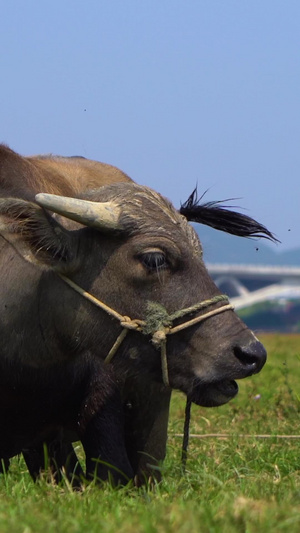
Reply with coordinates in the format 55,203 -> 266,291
58,273 -> 233,386
58,273 -> 234,467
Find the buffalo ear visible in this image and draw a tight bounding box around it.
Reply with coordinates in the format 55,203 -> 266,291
0,198 -> 76,267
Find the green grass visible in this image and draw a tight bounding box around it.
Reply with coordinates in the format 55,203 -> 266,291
0,334 -> 299,532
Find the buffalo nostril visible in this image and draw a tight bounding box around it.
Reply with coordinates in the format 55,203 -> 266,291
234,340 -> 267,374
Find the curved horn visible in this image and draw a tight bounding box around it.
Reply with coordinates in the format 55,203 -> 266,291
35,193 -> 122,231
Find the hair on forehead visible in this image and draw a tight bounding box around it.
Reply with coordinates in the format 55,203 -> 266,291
82,182 -> 201,250
180,188 -> 279,242
83,182 -> 183,227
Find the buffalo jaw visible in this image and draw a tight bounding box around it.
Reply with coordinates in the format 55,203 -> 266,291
186,338 -> 267,408
189,379 -> 239,407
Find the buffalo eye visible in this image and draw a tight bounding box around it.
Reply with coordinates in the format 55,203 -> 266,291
140,250 -> 168,272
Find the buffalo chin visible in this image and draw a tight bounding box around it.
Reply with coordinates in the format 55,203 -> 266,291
190,379 -> 239,407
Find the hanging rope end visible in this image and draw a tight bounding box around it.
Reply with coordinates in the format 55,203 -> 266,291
181,397 -> 192,473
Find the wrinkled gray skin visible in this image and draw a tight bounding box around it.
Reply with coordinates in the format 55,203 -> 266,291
0,145 -> 266,485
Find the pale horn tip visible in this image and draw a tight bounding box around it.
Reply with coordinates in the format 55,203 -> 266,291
35,193 -> 122,231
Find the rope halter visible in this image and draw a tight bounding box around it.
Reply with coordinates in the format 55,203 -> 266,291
58,274 -> 234,387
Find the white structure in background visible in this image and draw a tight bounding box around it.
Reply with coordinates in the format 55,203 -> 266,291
207,264 -> 300,310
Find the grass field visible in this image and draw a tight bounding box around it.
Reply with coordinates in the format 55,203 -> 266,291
0,334 -> 299,532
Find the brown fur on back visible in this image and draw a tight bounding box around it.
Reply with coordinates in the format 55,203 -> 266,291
0,145 -> 132,201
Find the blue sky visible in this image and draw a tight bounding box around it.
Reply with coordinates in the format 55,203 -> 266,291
1,1 -> 300,251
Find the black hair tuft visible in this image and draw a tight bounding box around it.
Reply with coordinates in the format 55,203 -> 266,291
180,188 -> 279,242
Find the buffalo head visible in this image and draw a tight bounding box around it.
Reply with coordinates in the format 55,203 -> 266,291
0,181 -> 271,407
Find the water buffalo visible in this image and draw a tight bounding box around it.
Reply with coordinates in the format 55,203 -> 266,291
0,145 -> 275,485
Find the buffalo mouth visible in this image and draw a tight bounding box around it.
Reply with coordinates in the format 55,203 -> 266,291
189,379 -> 239,407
